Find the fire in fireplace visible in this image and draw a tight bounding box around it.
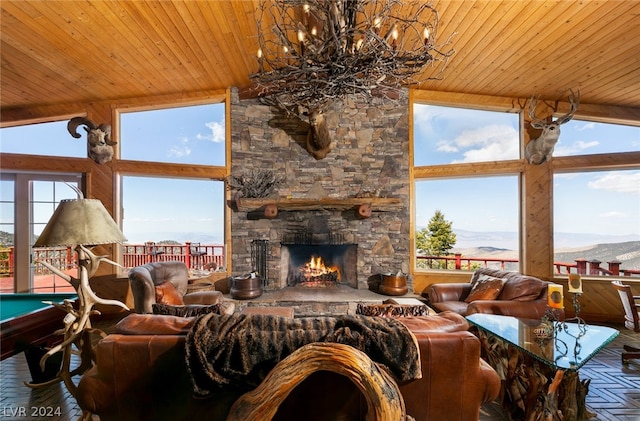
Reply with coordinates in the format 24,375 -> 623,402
281,243 -> 358,289
297,255 -> 340,287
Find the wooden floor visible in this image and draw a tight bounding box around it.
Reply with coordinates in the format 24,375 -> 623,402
1,323 -> 639,420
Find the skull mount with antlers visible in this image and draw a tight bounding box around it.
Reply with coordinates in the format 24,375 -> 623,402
525,89 -> 580,165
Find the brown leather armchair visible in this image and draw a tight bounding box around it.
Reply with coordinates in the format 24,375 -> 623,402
128,261 -> 225,314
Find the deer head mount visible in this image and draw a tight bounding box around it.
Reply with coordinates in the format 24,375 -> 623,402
303,108 -> 332,160
525,89 -> 580,165
67,117 -> 117,164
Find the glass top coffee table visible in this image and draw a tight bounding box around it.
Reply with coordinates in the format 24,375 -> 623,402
467,313 -> 618,420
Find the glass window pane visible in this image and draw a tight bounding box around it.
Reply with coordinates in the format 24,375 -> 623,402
415,176 -> 520,271
32,181 -> 54,202
554,169 -> 640,276
554,119 -> 640,157
120,103 -> 226,166
0,120 -> 85,157
121,176 -> 225,269
414,104 -> 520,165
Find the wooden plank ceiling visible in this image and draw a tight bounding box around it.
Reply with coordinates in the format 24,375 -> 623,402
1,0 -> 639,120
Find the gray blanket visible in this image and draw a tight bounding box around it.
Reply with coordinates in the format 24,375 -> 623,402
185,313 -> 420,398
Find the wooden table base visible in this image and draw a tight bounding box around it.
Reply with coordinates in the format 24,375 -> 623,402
476,330 -> 594,421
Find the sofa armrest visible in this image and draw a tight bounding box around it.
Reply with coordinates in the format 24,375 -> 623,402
183,290 -> 223,305
399,330 -> 500,421
466,299 -> 564,320
427,283 -> 472,303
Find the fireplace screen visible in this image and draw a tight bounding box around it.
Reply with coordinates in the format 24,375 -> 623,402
281,244 -> 358,288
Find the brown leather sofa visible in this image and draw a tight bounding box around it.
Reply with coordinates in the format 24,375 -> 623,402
128,261 -> 227,314
76,311 -> 500,421
426,268 -> 565,320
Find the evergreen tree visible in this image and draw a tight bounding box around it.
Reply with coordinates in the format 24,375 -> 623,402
416,210 -> 457,269
426,209 -> 456,256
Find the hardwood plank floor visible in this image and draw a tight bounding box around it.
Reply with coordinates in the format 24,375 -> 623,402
1,323 -> 639,420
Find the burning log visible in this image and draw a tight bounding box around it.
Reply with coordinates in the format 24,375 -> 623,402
296,255 -> 341,287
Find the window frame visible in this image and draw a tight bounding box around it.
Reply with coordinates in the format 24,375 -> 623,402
411,100 -> 524,274
114,97 -> 230,273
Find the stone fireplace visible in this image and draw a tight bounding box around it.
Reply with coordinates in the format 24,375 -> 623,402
229,88 -> 412,292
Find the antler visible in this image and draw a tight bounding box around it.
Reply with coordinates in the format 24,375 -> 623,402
555,88 -> 580,125
527,95 -> 547,128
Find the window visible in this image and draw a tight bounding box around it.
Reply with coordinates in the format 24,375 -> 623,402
413,104 -> 521,272
552,119 -> 639,277
120,176 -> 225,268
0,120 -> 86,158
413,104 -> 520,165
118,101 -> 227,270
554,169 -> 640,276
415,176 -> 520,271
554,119 -> 640,157
120,103 -> 226,166
0,173 -> 81,293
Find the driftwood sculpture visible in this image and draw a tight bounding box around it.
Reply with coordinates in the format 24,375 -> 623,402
305,109 -> 332,160
226,342 -> 409,421
525,89 -> 580,165
67,117 -> 117,164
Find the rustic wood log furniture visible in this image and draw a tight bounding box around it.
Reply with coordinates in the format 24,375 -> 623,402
467,313 -> 618,421
611,280 -> 640,363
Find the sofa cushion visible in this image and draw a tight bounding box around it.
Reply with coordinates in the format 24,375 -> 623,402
155,282 -> 184,306
469,268 -> 547,302
396,311 -> 470,333
115,313 -> 195,335
465,275 -> 506,303
152,303 -> 224,317
499,277 -> 546,301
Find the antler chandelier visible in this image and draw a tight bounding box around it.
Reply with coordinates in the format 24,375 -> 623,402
250,0 -> 455,115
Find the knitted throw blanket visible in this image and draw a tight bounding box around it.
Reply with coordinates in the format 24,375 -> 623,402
185,313 -> 420,398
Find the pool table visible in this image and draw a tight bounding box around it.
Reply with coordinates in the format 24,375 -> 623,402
0,293 -> 77,360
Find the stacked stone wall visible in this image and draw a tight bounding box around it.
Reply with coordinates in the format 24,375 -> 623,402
230,88 -> 411,291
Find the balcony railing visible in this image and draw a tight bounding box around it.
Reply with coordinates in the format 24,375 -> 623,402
0,242 -> 226,278
416,253 -> 640,277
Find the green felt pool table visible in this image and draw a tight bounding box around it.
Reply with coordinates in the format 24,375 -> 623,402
0,293 -> 77,360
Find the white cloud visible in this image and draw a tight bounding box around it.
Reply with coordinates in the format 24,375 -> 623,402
574,121 -> 596,131
442,124 -> 519,163
599,211 -> 627,218
169,136 -> 191,157
587,171 -> 640,194
554,140 -> 599,155
196,120 -> 225,143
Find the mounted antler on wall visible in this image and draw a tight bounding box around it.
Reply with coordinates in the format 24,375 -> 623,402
67,117 -> 116,164
525,89 -> 581,165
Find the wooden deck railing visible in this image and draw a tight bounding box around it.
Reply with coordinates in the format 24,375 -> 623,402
0,242 -> 226,277
416,253 -> 640,277
1,246 -> 638,280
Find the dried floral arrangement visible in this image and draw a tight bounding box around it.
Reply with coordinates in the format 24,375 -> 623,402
227,170 -> 284,198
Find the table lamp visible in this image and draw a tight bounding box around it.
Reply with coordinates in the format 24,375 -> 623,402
30,196 -> 129,398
